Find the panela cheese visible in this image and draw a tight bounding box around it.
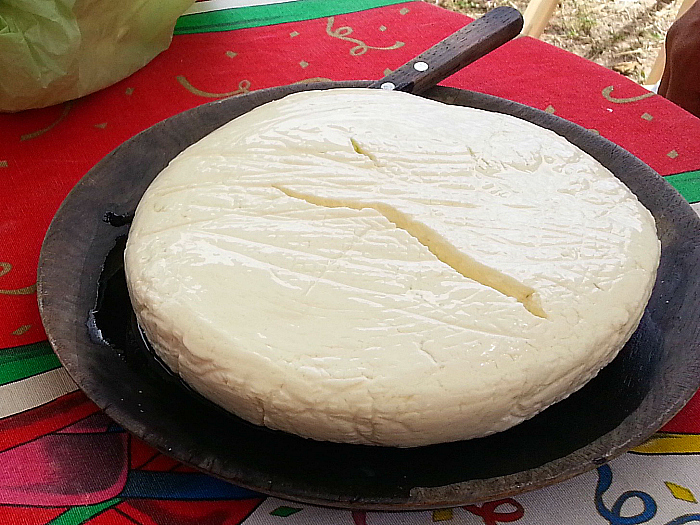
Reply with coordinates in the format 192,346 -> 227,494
124,89 -> 660,447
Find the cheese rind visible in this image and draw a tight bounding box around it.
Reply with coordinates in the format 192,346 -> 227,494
125,89 -> 660,447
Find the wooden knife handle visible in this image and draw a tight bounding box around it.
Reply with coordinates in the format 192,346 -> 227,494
368,6 -> 523,94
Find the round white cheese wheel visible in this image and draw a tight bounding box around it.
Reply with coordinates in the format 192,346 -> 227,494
124,88 -> 660,447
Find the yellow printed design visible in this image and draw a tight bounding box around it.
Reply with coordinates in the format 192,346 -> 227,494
20,102 -> 73,141
665,481 -> 698,503
632,432 -> 700,455
326,17 -> 404,56
12,325 -> 32,336
602,85 -> 654,104
176,77 -> 251,98
0,263 -> 37,296
433,508 -> 454,521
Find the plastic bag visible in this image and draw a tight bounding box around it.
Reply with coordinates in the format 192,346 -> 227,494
0,0 -> 194,112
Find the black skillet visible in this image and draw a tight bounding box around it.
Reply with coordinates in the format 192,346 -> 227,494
37,7 -> 700,510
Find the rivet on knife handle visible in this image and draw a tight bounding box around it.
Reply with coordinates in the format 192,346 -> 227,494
368,6 -> 523,94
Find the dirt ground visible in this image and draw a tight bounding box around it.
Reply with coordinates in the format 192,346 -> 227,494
426,0 -> 683,84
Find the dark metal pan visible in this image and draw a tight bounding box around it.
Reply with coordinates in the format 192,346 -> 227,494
36,8 -> 700,510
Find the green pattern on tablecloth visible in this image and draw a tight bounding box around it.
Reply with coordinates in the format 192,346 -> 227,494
0,341 -> 60,386
174,0 -> 412,34
666,170 -> 700,204
48,499 -> 122,525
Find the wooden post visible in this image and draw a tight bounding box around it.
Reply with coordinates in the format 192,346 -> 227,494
522,0 -> 559,38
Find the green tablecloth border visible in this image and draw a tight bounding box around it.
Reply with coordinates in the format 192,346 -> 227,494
666,169 -> 700,204
0,340 -> 60,387
174,0 -> 413,34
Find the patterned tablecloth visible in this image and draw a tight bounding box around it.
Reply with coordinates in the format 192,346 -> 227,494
2,1 -> 700,523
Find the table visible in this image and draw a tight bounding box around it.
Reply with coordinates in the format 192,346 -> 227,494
2,1 -> 700,523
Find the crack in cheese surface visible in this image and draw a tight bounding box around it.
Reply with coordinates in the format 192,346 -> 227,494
272,183 -> 546,318
125,88 -> 660,447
